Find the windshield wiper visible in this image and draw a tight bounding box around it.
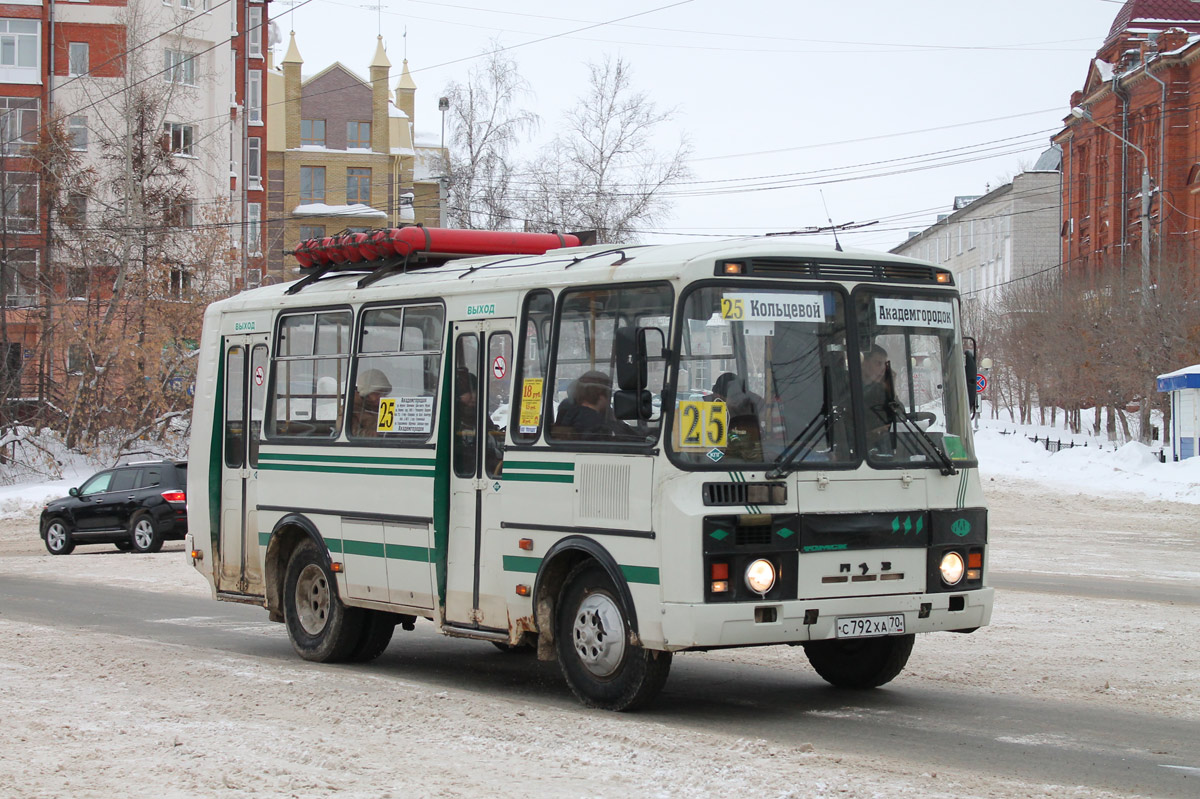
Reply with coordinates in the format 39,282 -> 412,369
886,400 -> 958,476
765,405 -> 839,479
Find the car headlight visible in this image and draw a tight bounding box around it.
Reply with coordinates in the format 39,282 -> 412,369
745,559 -> 776,595
939,551 -> 965,585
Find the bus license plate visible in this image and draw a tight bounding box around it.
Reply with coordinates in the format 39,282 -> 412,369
835,614 -> 905,638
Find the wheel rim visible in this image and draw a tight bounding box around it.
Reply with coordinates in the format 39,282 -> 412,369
294,563 -> 331,636
46,523 -> 66,551
571,591 -> 626,678
133,519 -> 155,549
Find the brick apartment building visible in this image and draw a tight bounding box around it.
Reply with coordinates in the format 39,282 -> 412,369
1054,0 -> 1200,278
0,0 -> 267,418
263,33 -> 444,282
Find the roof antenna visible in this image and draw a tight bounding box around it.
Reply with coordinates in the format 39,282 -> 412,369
820,190 -> 843,252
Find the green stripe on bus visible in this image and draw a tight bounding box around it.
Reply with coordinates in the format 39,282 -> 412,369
501,472 -> 574,484
259,452 -> 437,467
620,565 -> 660,585
258,463 -> 434,478
503,555 -> 542,573
342,538 -> 385,558
386,544 -> 432,562
503,461 -> 574,471
323,536 -> 345,553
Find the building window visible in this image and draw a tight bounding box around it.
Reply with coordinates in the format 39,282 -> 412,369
347,167 -> 370,205
67,268 -> 88,298
0,19 -> 39,73
168,266 -> 192,299
68,42 -> 88,76
163,122 -> 195,156
248,7 -> 263,57
0,248 -> 36,307
64,192 -> 87,228
247,203 -> 261,254
347,121 -> 370,149
247,136 -> 261,184
68,115 -> 87,150
164,50 -> 196,85
248,69 -> 261,124
164,198 -> 194,227
300,166 -> 325,203
299,224 -> 325,240
1,172 -> 38,232
0,96 -> 38,154
67,344 -> 85,375
300,119 -> 324,147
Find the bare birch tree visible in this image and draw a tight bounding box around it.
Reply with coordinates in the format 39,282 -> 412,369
521,56 -> 691,244
442,47 -> 538,230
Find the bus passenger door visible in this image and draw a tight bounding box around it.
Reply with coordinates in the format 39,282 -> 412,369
217,335 -> 269,596
446,321 -> 513,630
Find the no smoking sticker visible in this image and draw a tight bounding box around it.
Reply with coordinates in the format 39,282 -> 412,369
254,366 -> 265,386
492,356 -> 506,379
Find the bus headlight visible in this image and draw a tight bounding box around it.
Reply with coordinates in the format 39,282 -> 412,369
939,551 -> 965,586
745,559 -> 776,595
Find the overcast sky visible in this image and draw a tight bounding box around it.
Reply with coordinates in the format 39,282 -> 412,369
273,0 -> 1124,251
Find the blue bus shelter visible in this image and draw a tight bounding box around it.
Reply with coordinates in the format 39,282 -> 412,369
1157,364 -> 1200,460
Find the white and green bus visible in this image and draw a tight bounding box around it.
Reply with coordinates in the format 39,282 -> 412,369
187,229 -> 992,711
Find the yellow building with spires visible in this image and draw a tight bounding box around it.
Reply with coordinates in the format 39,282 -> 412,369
263,33 -> 445,282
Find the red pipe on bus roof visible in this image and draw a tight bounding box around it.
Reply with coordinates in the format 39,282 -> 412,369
289,226 -> 582,269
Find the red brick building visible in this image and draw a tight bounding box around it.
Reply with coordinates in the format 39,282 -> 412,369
1055,0 -> 1200,278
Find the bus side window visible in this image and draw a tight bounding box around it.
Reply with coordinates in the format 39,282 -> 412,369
350,304 -> 444,441
269,311 -> 351,439
547,284 -> 672,446
511,290 -> 554,444
225,345 -> 246,467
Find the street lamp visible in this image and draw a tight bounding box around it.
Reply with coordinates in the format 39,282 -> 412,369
438,96 -> 450,228
1070,105 -> 1152,308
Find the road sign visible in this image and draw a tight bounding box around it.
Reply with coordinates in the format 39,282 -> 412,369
976,374 -> 988,393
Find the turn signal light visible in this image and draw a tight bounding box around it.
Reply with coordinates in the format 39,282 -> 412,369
968,552 -> 983,568
711,562 -> 729,580
330,562 -> 344,573
515,584 -> 531,596
518,538 -> 534,551
189,549 -> 203,561
966,569 -> 981,580
711,580 -> 729,593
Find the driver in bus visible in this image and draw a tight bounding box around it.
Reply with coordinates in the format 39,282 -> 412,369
351,368 -> 392,438
861,344 -> 898,446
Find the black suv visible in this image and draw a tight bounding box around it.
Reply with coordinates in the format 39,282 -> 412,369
40,460 -> 188,555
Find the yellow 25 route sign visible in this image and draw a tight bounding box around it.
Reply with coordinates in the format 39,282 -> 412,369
376,398 -> 396,433
677,400 -> 728,449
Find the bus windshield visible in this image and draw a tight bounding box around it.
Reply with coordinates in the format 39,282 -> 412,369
671,285 -> 858,469
854,288 -> 975,468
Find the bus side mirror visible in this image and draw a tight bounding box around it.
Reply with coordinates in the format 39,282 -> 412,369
613,389 -> 653,420
615,326 -> 647,392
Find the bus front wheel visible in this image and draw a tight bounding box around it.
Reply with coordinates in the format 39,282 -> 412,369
802,633 -> 915,689
283,539 -> 364,662
555,561 -> 671,711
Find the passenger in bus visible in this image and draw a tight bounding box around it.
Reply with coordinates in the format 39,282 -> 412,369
453,369 -> 503,475
351,369 -> 392,437
861,345 -> 898,446
554,371 -> 638,441
712,372 -> 765,460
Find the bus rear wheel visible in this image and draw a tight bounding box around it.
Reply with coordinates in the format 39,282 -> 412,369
555,562 -> 671,711
802,633 -> 915,689
283,539 -> 364,662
